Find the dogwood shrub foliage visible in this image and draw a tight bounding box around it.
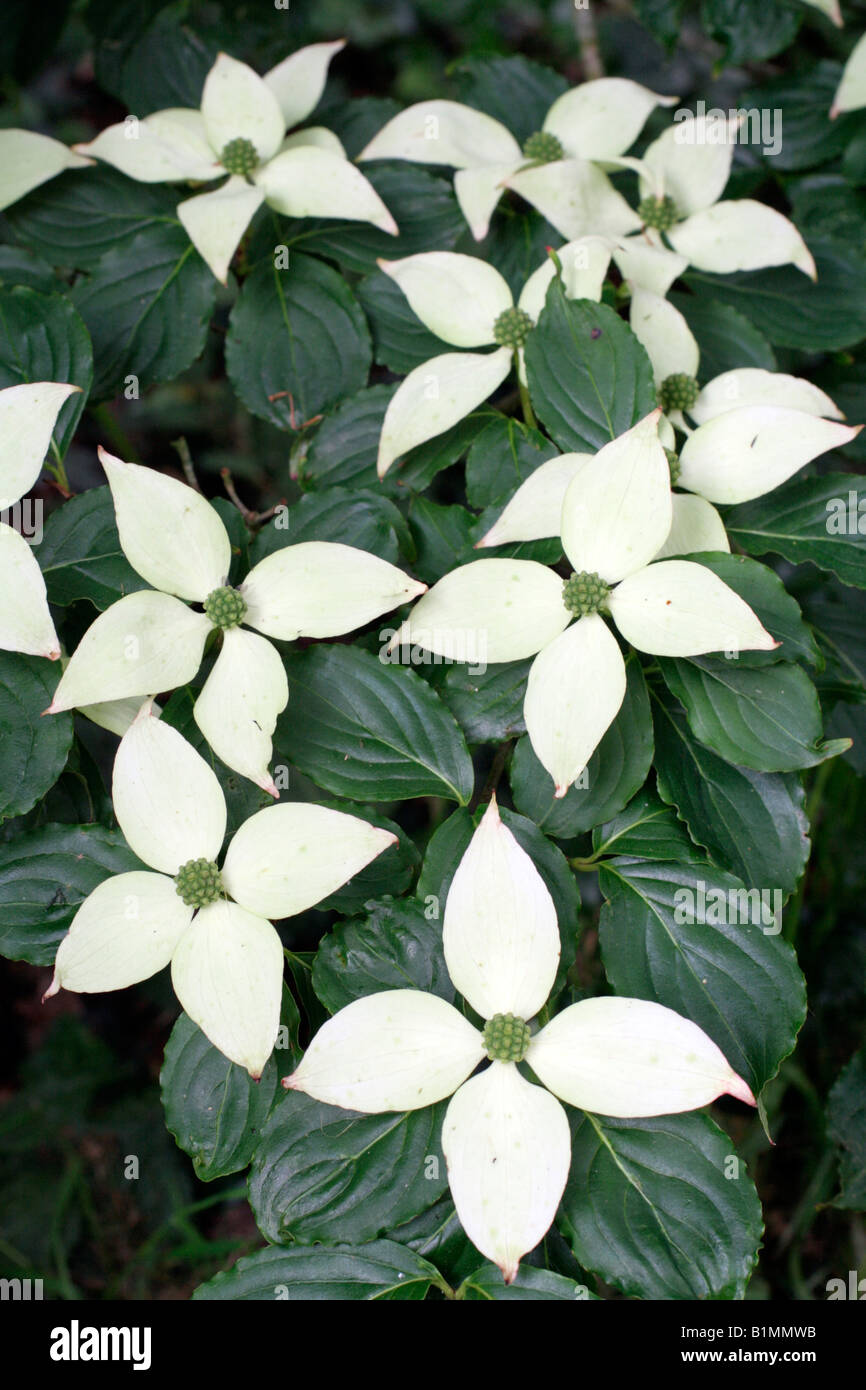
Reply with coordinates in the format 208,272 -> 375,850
2,12 -> 866,1301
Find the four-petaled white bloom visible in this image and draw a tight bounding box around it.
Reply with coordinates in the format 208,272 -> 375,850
47,703 -> 396,1077
0,380 -> 81,661
46,448 -> 426,792
287,797 -> 755,1282
625,112 -> 815,281
0,130 -> 92,212
388,412 -> 777,797
74,43 -> 397,283
359,79 -> 678,241
375,243 -> 610,478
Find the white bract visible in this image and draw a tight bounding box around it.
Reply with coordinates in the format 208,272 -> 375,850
625,113 -> 816,280
47,704 -> 396,1077
389,412 -> 777,797
359,79 -> 677,241
0,381 -> 81,661
375,243 -> 610,477
831,33 -> 866,116
287,797 -> 755,1281
0,130 -> 92,212
74,43 -> 397,282
46,448 -> 426,791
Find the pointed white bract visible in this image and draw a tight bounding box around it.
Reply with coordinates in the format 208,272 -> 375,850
668,200 -> 816,279
831,33 -> 866,116
609,559 -> 777,656
0,129 -> 92,211
379,253 -> 513,346
254,146 -> 398,233
518,237 -> 611,321
640,114 -> 737,215
264,39 -> 347,129
654,494 -> 730,560
193,627 -> 288,797
75,113 -> 218,183
359,99 -> 522,168
442,1062 -> 572,1283
679,407 -> 862,503
49,872 -> 193,995
286,990 -> 485,1111
477,453 -> 589,547
689,369 -> 844,425
0,381 -> 81,509
201,54 -> 286,162
628,289 -> 699,385
443,798 -> 560,1020
377,348 -> 512,478
505,158 -> 642,241
527,997 -> 756,1116
177,177 -> 265,284
0,524 -> 61,660
543,79 -> 678,162
611,237 -> 688,296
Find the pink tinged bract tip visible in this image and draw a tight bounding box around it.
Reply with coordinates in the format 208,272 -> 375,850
42,976 -> 60,1003
727,1073 -> 757,1108
501,1260 -> 519,1286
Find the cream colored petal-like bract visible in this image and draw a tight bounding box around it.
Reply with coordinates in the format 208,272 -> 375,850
831,33 -> 866,117
377,348 -> 512,478
171,899 -> 284,1078
194,627 -> 287,795
560,412 -> 671,582
477,452 -> 590,547
0,381 -> 81,509
264,39 -> 346,129
443,797 -> 560,1020
629,289 -> 699,386
523,615 -> 627,798
222,802 -> 396,920
278,126 -> 345,155
640,115 -> 737,217
608,559 -> 777,656
442,1062 -> 571,1283
46,591 -> 211,712
387,558 -> 570,664
74,115 -> 217,183
690,369 -> 844,426
506,158 -> 642,241
99,448 -> 230,600
255,146 -> 398,233
201,54 -> 285,162
654,494 -> 730,561
142,109 -> 217,172
240,540 -> 426,640
669,200 -> 816,279
378,252 -> 513,347
517,236 -> 611,321
177,176 -> 265,283
0,129 -> 91,211
358,100 -> 521,168
527,995 -> 756,1116
544,78 -> 678,161
678,407 -> 862,504
48,872 -> 192,996
611,237 -> 689,296
453,162 -> 522,240
78,695 -> 159,738
286,989 -> 484,1111
0,522 -> 61,659
112,704 -> 227,875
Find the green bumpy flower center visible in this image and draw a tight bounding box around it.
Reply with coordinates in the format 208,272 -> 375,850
204,585 -> 247,630
665,447 -> 681,486
482,1012 -> 531,1063
658,373 -> 700,414
175,857 -> 223,908
522,130 -> 564,164
492,306 -> 534,349
637,194 -> 679,232
220,137 -> 260,177
562,570 -> 610,617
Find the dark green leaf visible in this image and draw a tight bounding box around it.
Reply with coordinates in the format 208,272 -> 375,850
669,294 -> 776,379
0,288 -> 91,454
6,167 -> 178,268
300,385 -> 394,490
453,55 -> 567,144
465,414 -> 557,509
312,897 -> 452,1013
440,659 -> 531,744
460,1263 -> 596,1300
827,1046 -> 866,1210
724,475 -> 866,588
37,486 -> 146,610
0,653 -> 73,821
248,487 -> 407,566
686,552 -> 820,667
193,1239 -> 443,1300
357,267 -> 446,373
591,787 -> 705,862
699,0 -> 800,65
743,64 -> 859,173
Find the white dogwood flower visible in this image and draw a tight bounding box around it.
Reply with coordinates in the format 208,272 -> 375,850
625,112 -> 815,280
74,43 -> 397,282
287,797 -> 755,1281
359,79 -> 677,241
0,381 -> 81,661
0,130 -> 92,212
831,33 -> 866,116
46,704 -> 396,1077
46,448 -> 426,791
375,243 -> 610,477
389,412 -> 777,796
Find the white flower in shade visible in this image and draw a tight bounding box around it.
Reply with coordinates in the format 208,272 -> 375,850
832,33 -> 866,116
0,130 -> 92,212
389,412 -> 777,797
73,44 -> 397,282
375,242 -> 611,477
45,448 -> 426,792
287,797 -> 755,1282
626,112 -> 816,280
0,381 -> 82,661
46,704 -> 396,1078
359,79 -> 677,242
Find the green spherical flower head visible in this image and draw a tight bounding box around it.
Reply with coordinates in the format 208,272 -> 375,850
562,570 -> 610,617
175,857 -> 223,908
522,130 -> 564,164
637,194 -> 679,232
204,585 -> 247,630
659,373 -> 700,414
220,137 -> 259,177
483,1012 -> 531,1063
665,447 -> 681,486
493,306 -> 534,349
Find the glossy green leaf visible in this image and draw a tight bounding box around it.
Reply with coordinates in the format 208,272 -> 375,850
193,1239 -> 444,1300
0,653 -> 73,822
312,897 -> 453,1013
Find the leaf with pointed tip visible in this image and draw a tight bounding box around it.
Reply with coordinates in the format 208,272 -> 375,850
312,897 -> 452,1013
193,1239 -> 444,1300
5,166 -> 179,268
591,788 -> 705,862
37,487 -> 147,610
724,475 -> 866,589
684,553 -> 819,668
0,287 -> 91,454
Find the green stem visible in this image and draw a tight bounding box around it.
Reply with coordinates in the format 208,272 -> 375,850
89,403 -> 138,462
518,371 -> 537,429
